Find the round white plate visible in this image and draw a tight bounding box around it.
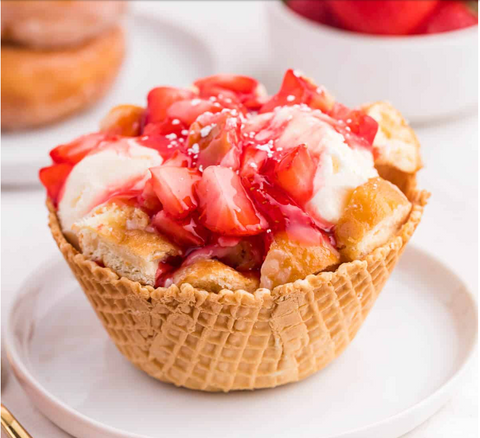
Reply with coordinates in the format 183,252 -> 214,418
5,247 -> 477,438
1,10 -> 215,187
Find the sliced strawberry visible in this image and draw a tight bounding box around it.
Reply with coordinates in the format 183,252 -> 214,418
150,166 -> 201,218
196,166 -> 268,236
136,119 -> 188,160
146,87 -> 196,124
195,75 -> 259,96
187,111 -> 241,168
274,145 -> 316,205
260,69 -> 335,114
152,210 -> 207,247
243,174 -> 300,226
166,98 -> 225,127
50,133 -> 111,165
137,178 -> 162,213
286,0 -> 336,26
143,117 -> 189,138
240,146 -> 269,178
330,103 -> 378,146
138,134 -> 179,159
39,163 -> 73,205
328,0 -> 440,35
213,94 -> 248,115
163,150 -> 193,168
138,119 -> 190,160
194,74 -> 266,110
243,174 -> 331,244
421,1 -> 477,34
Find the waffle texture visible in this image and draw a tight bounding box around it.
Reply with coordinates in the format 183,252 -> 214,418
48,187 -> 428,392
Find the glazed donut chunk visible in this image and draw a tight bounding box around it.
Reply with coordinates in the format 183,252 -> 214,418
1,26 -> 125,131
1,0 -> 127,49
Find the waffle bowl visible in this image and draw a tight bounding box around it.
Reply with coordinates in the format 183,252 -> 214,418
47,182 -> 428,392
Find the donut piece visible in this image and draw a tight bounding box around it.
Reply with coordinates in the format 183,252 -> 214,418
171,260 -> 260,293
260,233 -> 340,289
100,105 -> 145,137
74,201 -> 180,287
1,0 -> 127,49
335,177 -> 412,261
1,26 -> 125,131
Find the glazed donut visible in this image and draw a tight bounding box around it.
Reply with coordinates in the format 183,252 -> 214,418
1,26 -> 125,131
1,1 -> 127,49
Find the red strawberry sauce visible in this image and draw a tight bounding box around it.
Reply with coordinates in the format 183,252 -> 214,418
40,71 -> 378,286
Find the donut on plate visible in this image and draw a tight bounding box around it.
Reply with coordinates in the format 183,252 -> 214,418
1,26 -> 125,131
1,0 -> 127,49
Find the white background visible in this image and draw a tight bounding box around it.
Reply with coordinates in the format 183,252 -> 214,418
1,2 -> 477,437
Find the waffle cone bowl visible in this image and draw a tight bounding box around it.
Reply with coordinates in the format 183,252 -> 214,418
47,173 -> 428,392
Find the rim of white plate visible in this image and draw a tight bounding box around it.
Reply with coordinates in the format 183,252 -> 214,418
4,247 -> 478,438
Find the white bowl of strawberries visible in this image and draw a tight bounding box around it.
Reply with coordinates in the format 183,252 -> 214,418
267,0 -> 478,123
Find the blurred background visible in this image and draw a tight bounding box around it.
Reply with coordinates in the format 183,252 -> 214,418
1,1 -> 478,437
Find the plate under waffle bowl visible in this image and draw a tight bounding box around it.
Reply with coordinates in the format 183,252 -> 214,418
5,245 -> 477,438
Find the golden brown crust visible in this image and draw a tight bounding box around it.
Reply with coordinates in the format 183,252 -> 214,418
260,233 -> 340,289
171,260 -> 260,293
375,164 -> 418,201
74,201 -> 180,287
75,202 -> 179,257
46,186 -> 428,391
362,101 -> 422,198
335,178 -> 412,261
1,26 -> 125,131
1,1 -> 127,49
100,105 -> 145,137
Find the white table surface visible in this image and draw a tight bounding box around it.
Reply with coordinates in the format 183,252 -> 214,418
1,2 -> 477,437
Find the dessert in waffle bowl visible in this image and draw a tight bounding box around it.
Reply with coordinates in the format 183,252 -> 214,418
41,70 -> 429,392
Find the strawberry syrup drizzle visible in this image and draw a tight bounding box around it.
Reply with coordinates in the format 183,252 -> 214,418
41,71 -> 378,288
146,107 -> 340,286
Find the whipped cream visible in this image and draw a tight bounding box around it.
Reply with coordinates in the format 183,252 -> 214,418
274,106 -> 341,157
248,106 -> 378,224
305,129 -> 378,224
58,139 -> 163,237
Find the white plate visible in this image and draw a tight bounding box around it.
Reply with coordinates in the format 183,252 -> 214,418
1,10 -> 215,187
5,246 -> 477,438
